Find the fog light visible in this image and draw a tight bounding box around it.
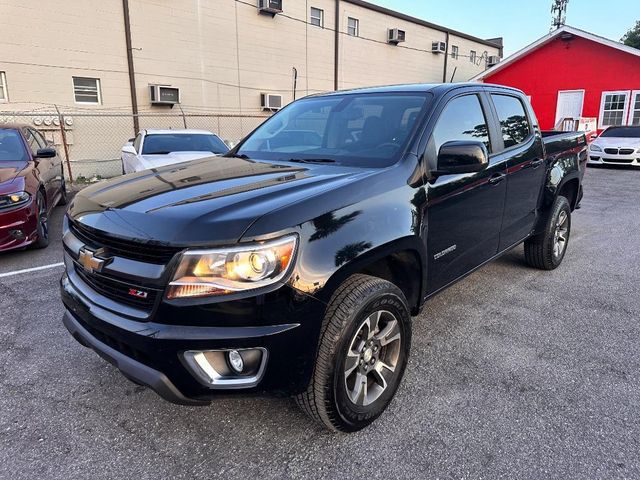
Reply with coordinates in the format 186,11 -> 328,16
182,348 -> 268,389
228,350 -> 244,373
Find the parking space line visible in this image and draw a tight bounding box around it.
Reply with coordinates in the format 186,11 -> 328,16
0,262 -> 64,279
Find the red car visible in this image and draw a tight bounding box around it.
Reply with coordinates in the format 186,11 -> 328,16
0,125 -> 67,252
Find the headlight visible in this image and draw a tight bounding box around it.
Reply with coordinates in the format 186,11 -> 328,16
0,191 -> 30,209
589,144 -> 602,152
167,235 -> 298,299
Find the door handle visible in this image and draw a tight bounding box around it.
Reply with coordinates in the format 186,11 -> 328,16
531,159 -> 544,169
488,173 -> 506,185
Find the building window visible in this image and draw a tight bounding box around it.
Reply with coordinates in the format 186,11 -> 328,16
73,77 -> 101,104
0,72 -> 7,102
599,91 -> 629,127
451,45 -> 459,59
347,17 -> 359,37
630,91 -> 640,126
310,7 -> 323,27
469,50 -> 477,63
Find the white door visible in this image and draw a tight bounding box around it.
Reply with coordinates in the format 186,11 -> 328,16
555,90 -> 585,126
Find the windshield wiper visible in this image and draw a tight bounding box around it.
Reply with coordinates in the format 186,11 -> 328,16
226,153 -> 251,159
146,151 -> 172,155
287,158 -> 336,164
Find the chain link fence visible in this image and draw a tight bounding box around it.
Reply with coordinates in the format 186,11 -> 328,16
0,108 -> 271,181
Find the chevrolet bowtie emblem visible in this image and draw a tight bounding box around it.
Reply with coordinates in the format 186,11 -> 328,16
78,247 -> 111,273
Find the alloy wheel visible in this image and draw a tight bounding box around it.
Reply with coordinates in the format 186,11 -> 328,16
343,310 -> 402,407
553,210 -> 568,258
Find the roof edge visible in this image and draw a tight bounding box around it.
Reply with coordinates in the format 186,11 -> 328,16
471,25 -> 640,81
342,0 -> 503,49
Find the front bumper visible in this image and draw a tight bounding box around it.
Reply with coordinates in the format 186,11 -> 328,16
588,152 -> 640,167
63,309 -> 208,405
61,267 -> 326,404
0,199 -> 38,252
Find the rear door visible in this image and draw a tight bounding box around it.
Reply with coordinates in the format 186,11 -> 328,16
423,90 -> 508,294
487,92 -> 545,250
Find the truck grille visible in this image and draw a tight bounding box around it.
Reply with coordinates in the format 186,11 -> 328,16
70,221 -> 181,264
74,264 -> 160,310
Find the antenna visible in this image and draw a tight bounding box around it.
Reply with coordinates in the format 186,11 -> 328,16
551,0 -> 569,30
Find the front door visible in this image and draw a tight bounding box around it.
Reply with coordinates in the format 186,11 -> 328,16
424,93 -> 507,295
555,90 -> 584,128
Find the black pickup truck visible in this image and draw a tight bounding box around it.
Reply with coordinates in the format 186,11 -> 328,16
61,83 -> 587,432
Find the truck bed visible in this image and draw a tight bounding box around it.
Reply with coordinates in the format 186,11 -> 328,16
541,130 -> 587,155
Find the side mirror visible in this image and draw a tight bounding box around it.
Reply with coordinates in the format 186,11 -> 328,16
35,147 -> 57,159
589,133 -> 598,141
122,145 -> 137,155
436,140 -> 488,175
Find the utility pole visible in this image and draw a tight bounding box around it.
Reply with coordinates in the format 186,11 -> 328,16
551,0 -> 569,30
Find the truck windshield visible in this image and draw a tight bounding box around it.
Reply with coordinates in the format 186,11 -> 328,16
142,134 -> 229,155
236,93 -> 430,167
0,129 -> 28,162
599,126 -> 640,138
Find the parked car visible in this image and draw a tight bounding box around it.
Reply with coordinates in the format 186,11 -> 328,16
120,129 -> 229,174
61,84 -> 586,432
587,126 -> 640,167
0,125 -> 67,252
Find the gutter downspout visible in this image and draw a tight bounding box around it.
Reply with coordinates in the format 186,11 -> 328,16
334,0 -> 340,90
442,31 -> 450,83
122,0 -> 140,134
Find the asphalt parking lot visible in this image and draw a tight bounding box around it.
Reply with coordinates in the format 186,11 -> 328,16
1,166 -> 639,479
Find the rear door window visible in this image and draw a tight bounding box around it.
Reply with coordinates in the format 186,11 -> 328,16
491,94 -> 531,148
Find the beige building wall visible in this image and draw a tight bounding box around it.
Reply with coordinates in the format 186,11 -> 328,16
0,0 -> 501,114
0,0 -> 131,110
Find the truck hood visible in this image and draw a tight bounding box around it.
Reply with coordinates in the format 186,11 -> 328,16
137,152 -> 221,170
69,156 -> 376,246
0,161 -> 28,184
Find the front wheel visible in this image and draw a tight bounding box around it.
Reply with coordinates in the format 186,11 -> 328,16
295,274 -> 412,432
524,195 -> 571,270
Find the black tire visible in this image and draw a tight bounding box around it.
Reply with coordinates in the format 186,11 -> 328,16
295,274 -> 412,432
524,195 -> 571,270
57,177 -> 68,206
32,191 -> 50,249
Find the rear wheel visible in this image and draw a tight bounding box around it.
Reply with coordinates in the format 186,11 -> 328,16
57,177 -> 68,206
32,191 -> 50,249
295,274 -> 412,432
524,195 -> 571,270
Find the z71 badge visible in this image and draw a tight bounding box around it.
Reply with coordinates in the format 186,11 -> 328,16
128,288 -> 149,299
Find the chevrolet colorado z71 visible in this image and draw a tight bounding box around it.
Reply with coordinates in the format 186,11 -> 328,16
61,84 -> 587,432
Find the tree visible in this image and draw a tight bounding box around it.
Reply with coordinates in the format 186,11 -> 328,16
621,21 -> 640,49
